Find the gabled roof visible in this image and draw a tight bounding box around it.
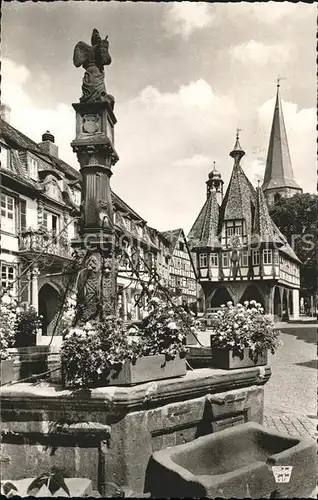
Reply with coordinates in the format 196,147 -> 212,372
271,221 -> 301,263
262,85 -> 302,192
0,118 -> 81,181
161,228 -> 183,253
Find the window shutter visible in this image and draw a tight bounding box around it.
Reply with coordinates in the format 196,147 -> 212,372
19,199 -> 27,232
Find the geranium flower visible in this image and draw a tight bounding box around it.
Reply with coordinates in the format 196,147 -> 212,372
1,294 -> 11,305
167,322 -> 177,330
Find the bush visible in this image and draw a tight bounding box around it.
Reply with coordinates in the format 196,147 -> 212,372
0,293 -> 18,359
14,307 -> 42,348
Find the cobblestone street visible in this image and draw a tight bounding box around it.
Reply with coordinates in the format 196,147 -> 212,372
263,323 -> 317,439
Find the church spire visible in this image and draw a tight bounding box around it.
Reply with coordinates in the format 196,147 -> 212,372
262,80 -> 302,204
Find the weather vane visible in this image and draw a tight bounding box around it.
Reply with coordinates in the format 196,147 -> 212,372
276,75 -> 287,88
236,127 -> 242,140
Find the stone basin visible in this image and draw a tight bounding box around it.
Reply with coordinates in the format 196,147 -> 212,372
146,422 -> 316,498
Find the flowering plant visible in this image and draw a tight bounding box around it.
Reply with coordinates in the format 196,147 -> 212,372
60,288 -> 194,388
211,300 -> 281,359
0,292 -> 18,359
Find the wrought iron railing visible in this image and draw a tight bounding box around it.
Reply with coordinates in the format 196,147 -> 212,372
18,229 -> 71,259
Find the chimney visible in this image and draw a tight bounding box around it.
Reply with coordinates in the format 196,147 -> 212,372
38,131 -> 59,158
0,104 -> 11,123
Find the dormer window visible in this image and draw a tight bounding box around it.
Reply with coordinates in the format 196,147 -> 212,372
125,218 -> 131,231
0,145 -> 9,169
28,156 -> 38,180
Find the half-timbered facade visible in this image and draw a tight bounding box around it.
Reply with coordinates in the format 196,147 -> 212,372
161,228 -> 197,306
188,133 -> 300,320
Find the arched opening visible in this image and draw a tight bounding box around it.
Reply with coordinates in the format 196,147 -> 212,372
282,289 -> 289,321
38,283 -> 61,336
210,287 -> 233,309
273,286 -> 282,318
289,290 -> 293,317
239,285 -> 265,308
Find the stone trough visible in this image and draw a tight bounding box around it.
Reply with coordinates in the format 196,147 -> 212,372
146,421 -> 316,498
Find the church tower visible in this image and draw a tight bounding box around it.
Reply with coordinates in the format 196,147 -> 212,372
262,81 -> 302,206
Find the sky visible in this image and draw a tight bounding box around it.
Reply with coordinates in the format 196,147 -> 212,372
1,1 -> 316,233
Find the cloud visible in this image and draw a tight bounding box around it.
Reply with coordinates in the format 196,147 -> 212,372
247,2 -> 314,24
172,154 -> 213,170
257,97 -> 316,193
2,57 -> 76,169
2,56 -> 315,236
230,40 -> 291,65
163,3 -> 215,38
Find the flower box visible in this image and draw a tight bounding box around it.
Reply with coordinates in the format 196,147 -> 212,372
211,347 -> 268,370
0,358 -> 16,385
63,354 -> 187,388
186,346 -> 213,368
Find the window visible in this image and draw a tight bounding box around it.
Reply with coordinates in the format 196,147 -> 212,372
43,211 -> 60,233
1,194 -> 15,233
222,252 -> 229,267
0,145 -> 9,169
252,250 -> 260,265
210,253 -> 218,267
28,157 -> 38,180
263,249 -> 272,265
234,225 -> 242,236
125,218 -> 131,231
240,251 -> 249,267
226,226 -> 234,237
1,264 -> 15,292
274,251 -> 279,264
179,241 -> 185,251
199,253 -> 207,267
19,199 -> 27,232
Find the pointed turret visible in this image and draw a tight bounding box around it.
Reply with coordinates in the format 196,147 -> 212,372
206,161 -> 224,204
262,81 -> 302,205
220,131 -> 256,236
229,128 -> 245,163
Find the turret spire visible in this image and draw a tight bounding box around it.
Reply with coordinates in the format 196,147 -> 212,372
229,128 -> 245,163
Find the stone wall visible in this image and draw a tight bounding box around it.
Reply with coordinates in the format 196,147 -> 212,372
0,367 -> 270,495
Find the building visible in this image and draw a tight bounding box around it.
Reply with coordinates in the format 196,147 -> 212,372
0,110 -> 81,341
262,83 -> 302,205
0,110 -> 197,342
188,132 -> 300,320
161,228 -> 197,307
